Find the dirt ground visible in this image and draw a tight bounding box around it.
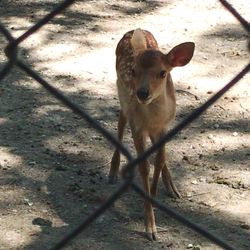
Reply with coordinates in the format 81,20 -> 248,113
0,0 -> 249,249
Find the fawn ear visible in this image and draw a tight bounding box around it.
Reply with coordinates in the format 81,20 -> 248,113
131,28 -> 147,54
166,42 -> 195,67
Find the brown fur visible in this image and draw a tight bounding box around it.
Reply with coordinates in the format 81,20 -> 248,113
109,29 -> 195,241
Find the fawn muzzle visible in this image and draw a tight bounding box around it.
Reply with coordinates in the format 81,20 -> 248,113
136,87 -> 150,101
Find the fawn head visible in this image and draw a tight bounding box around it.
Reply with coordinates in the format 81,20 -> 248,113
131,29 -> 195,104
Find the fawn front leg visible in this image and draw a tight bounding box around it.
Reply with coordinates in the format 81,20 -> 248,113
133,132 -> 157,241
109,110 -> 127,184
149,133 -> 165,197
150,145 -> 165,198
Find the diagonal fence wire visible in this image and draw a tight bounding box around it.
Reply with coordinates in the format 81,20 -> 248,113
0,0 -> 249,250
219,0 -> 250,33
0,24 -> 17,81
50,62 -> 249,250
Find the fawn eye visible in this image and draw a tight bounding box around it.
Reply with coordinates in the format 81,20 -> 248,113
131,68 -> 136,77
159,70 -> 166,78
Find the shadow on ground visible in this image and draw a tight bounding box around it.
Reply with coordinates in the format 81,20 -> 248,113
0,1 -> 249,250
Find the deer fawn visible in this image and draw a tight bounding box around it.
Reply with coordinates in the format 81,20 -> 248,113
109,29 -> 195,240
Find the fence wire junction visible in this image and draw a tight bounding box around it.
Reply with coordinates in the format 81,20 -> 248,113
0,0 -> 249,249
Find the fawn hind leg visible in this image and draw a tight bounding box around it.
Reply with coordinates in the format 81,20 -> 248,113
162,163 -> 181,198
108,110 -> 127,184
150,134 -> 181,199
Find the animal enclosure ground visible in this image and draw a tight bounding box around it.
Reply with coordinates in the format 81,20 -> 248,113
0,0 -> 249,249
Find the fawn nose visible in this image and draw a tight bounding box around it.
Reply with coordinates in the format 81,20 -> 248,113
136,88 -> 149,101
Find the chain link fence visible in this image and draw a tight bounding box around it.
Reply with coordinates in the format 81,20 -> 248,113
0,0 -> 249,249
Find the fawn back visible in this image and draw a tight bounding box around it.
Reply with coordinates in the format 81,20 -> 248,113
116,29 -> 159,85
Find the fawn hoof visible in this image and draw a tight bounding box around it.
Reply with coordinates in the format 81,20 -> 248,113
162,175 -> 182,199
146,232 -> 158,241
167,188 -> 182,199
108,175 -> 118,184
